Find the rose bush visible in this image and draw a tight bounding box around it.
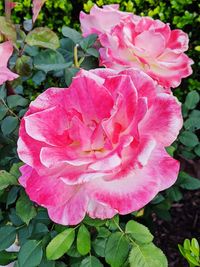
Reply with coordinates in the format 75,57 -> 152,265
0,41 -> 18,85
80,5 -> 193,89
18,68 -> 182,225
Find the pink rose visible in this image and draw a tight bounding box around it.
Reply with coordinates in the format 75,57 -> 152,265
0,41 -> 18,85
80,4 -> 137,36
80,6 -> 193,88
18,68 -> 182,225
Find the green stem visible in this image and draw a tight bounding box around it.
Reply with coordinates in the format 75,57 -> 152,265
0,97 -> 20,120
74,44 -> 80,68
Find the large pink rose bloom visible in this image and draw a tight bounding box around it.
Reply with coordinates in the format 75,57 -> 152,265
80,5 -> 193,88
0,41 -> 18,85
18,68 -> 182,225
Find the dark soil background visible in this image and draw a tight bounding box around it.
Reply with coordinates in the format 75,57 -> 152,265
154,159 -> 200,267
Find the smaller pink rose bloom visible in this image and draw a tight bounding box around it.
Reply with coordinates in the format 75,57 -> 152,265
18,68 -> 182,225
0,41 -> 18,85
80,4 -> 138,36
80,5 -> 193,88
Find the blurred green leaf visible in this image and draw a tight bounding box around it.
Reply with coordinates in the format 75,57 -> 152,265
0,251 -> 18,265
26,27 -> 60,50
179,131 -> 199,147
79,34 -> 97,51
7,95 -> 28,109
1,116 -> 18,135
0,170 -> 18,190
185,91 -> 200,109
62,26 -> 82,44
34,49 -> 71,73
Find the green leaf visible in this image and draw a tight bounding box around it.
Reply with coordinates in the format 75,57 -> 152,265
34,49 -> 71,73
0,16 -> 16,43
32,223 -> 49,239
46,228 -> 75,260
125,221 -> 153,244
62,26 -> 82,44
93,238 -> 107,257
0,226 -> 16,251
105,232 -> 130,267
7,95 -> 29,109
86,48 -> 99,58
16,193 -> 37,225
166,186 -> 183,202
194,145 -> 200,157
1,116 -> 18,135
185,252 -> 200,266
26,27 -> 60,50
0,105 -> 8,120
77,225 -> 91,256
18,240 -> 43,267
64,67 -> 79,86
15,55 -> 33,77
80,34 -> 97,51
184,117 -> 200,131
185,91 -> 200,109
80,255 -> 103,267
0,251 -> 18,265
0,170 -> 18,190
179,131 -> 199,147
178,172 -> 200,190
129,243 -> 168,267
83,216 -> 106,227
32,71 -> 46,85
191,238 -> 200,256
178,244 -> 186,257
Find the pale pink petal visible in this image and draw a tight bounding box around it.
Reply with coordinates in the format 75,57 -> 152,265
32,0 -> 46,23
134,31 -> 166,58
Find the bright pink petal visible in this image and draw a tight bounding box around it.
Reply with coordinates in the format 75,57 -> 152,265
139,93 -> 183,146
168,29 -> 189,52
24,106 -> 70,146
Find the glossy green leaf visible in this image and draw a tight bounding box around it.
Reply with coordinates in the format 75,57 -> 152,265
18,240 -> 43,267
0,226 -> 16,251
77,225 -> 91,255
26,27 -> 60,50
105,232 -> 130,267
46,228 -> 75,260
80,255 -> 103,267
125,220 -> 153,244
129,243 -> 168,267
